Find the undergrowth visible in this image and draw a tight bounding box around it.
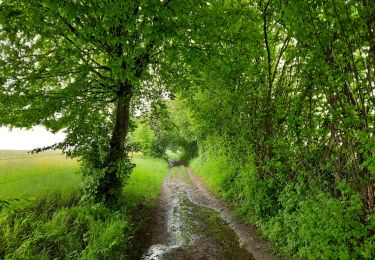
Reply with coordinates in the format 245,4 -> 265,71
0,193 -> 131,259
0,155 -> 168,259
190,155 -> 375,259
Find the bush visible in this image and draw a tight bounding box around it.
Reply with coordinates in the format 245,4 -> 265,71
191,155 -> 280,221
261,190 -> 372,259
191,154 -> 375,259
0,193 -> 132,259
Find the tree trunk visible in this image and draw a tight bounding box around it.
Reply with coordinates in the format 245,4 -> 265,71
107,85 -> 131,163
98,83 -> 132,204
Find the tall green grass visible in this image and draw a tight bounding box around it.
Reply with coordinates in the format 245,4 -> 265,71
0,150 -> 81,200
190,156 -> 224,195
190,155 -> 375,259
0,152 -> 168,259
123,155 -> 169,210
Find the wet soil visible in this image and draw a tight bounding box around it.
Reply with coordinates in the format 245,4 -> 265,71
141,167 -> 278,260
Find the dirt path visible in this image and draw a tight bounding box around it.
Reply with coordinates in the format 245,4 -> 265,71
141,167 -> 278,260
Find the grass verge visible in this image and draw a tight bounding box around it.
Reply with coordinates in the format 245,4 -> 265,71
0,153 -> 168,259
122,155 -> 169,258
190,155 -> 375,259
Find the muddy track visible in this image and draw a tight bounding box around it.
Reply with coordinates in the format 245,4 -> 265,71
141,167 -> 278,260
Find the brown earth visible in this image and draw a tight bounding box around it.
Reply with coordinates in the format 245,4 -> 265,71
141,167 -> 279,260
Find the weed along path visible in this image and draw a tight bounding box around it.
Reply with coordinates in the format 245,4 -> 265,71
141,166 -> 278,260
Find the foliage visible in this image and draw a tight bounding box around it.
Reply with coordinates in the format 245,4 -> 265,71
162,0 -> 374,257
80,157 -> 134,206
192,154 -> 375,259
163,0 -> 374,208
0,193 -> 131,259
0,0 -> 203,203
132,121 -> 155,156
1,0 -> 374,257
146,96 -> 198,160
260,192 -> 373,259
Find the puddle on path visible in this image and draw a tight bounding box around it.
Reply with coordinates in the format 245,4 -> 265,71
142,167 -> 254,260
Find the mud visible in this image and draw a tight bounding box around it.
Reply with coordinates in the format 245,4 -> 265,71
142,167 -> 278,260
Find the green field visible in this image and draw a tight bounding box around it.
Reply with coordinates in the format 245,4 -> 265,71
0,150 -> 81,200
0,150 -> 168,259
0,150 -> 168,203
